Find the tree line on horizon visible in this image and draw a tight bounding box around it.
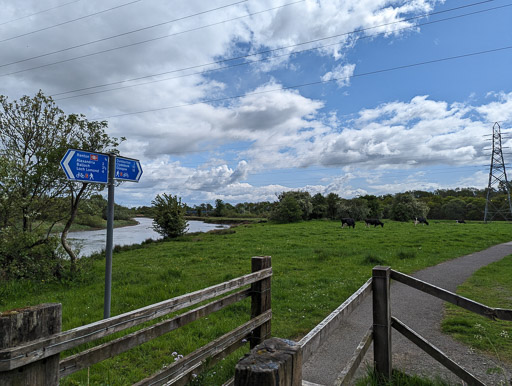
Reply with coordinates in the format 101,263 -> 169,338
148,187 -> 509,224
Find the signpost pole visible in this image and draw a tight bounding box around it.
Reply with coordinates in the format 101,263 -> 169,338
60,148 -> 142,320
104,153 -> 116,319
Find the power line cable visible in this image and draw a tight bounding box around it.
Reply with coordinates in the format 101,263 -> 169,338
0,0 -> 249,68
0,0 -> 83,27
49,1 -> 508,100
0,0 -> 304,77
0,0 -> 144,44
0,0 -> 490,69
93,44 -> 512,120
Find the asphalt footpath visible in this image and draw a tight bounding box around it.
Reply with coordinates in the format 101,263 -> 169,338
302,241 -> 512,386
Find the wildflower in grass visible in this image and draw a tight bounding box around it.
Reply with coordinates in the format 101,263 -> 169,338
499,330 -> 509,339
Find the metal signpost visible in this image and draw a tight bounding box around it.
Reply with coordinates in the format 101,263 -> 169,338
60,149 -> 142,319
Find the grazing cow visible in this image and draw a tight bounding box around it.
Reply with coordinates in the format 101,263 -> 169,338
365,218 -> 384,228
456,219 -> 466,224
414,217 -> 429,226
341,218 -> 356,228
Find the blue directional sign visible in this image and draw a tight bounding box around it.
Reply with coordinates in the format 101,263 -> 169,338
115,157 -> 142,182
60,149 -> 109,184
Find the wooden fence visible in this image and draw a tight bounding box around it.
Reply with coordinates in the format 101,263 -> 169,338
236,266 -> 512,385
0,256 -> 272,386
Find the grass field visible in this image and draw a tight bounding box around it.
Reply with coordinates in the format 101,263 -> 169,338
2,219 -> 511,385
442,254 -> 512,372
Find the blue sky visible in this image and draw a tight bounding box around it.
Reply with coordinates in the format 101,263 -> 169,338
1,0 -> 511,207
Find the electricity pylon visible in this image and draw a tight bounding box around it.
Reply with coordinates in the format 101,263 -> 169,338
484,122 -> 512,222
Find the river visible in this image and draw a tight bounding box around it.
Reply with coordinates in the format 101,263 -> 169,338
67,217 -> 229,257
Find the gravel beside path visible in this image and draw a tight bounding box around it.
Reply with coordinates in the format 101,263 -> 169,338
302,241 -> 512,386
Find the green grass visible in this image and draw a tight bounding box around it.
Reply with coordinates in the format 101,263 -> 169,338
355,366 -> 456,385
2,219 -> 511,384
442,254 -> 512,369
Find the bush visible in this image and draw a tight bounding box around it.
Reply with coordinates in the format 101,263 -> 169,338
151,194 -> 188,238
75,213 -> 105,228
0,228 -> 67,281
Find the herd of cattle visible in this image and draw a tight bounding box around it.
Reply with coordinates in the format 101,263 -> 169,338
340,217 -> 466,228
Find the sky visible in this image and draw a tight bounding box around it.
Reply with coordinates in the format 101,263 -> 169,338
1,0 -> 512,207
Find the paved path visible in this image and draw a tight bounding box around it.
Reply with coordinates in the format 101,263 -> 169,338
302,241 -> 512,385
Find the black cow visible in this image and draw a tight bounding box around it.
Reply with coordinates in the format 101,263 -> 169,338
365,218 -> 384,228
414,217 -> 429,226
341,218 -> 355,228
456,219 -> 466,224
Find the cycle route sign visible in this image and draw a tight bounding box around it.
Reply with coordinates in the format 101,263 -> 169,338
115,156 -> 143,182
60,149 -> 109,184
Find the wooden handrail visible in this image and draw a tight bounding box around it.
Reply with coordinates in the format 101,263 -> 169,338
390,270 -> 512,321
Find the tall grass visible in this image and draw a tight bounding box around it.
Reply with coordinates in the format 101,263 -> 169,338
1,220 -> 511,384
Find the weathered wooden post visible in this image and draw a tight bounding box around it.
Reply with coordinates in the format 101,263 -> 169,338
372,266 -> 392,382
0,303 -> 62,386
250,256 -> 271,348
235,337 -> 302,386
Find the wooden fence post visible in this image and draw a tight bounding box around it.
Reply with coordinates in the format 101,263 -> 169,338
235,337 -> 302,386
0,303 -> 62,386
372,266 -> 391,382
250,256 -> 271,348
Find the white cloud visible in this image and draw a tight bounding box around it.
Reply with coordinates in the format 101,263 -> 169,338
321,63 -> 356,88
185,160 -> 248,191
3,0 -> 510,207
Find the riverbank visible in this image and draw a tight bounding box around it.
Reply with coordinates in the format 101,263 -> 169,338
185,216 -> 267,224
67,218 -> 230,257
50,218 -> 139,233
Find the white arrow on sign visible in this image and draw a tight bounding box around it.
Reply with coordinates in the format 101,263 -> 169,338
135,161 -> 142,181
62,150 -> 75,179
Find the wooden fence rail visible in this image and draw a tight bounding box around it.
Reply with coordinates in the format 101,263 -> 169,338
390,269 -> 512,321
0,256 -> 272,385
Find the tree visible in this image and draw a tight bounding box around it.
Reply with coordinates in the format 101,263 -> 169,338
0,91 -> 121,270
274,191 -> 312,220
212,199 -> 226,217
326,192 -> 340,220
311,193 -> 327,219
152,194 -> 188,238
441,198 -> 467,220
389,193 -> 429,221
360,195 -> 382,218
270,194 -> 303,223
